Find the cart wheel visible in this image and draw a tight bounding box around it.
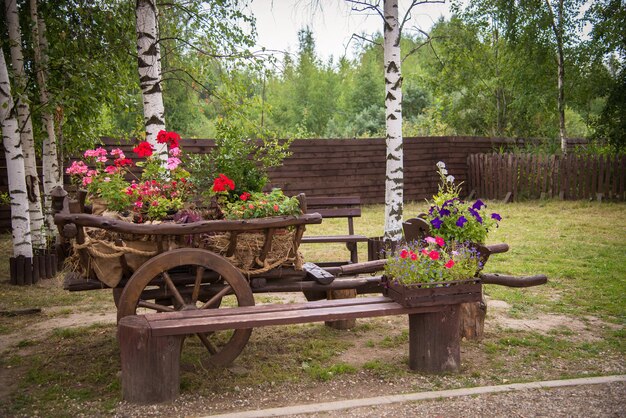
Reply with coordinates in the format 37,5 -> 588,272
117,248 -> 254,367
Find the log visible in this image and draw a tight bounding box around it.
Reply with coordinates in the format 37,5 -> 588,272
459,300 -> 486,340
409,305 -> 460,372
118,315 -> 183,404
325,289 -> 357,330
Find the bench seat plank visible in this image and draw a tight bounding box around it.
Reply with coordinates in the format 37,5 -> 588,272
147,299 -> 447,337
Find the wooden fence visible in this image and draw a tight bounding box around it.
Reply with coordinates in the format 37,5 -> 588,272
467,153 -> 626,201
0,136 -> 602,231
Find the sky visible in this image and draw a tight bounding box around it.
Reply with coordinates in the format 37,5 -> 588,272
248,0 -> 452,62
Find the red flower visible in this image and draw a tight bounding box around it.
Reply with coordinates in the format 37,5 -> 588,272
410,251 -> 417,260
212,174 -> 235,192
400,249 -> 409,259
445,260 -> 455,269
435,236 -> 445,247
133,141 -> 154,158
156,130 -> 181,148
421,249 -> 429,256
115,158 -> 134,167
240,192 -> 251,201
273,204 -> 279,212
428,250 -> 440,260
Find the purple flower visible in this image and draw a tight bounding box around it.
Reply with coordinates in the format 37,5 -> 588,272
439,208 -> 451,217
429,206 -> 436,215
472,199 -> 485,210
456,216 -> 468,227
430,218 -> 443,229
491,213 -> 502,221
468,208 -> 483,224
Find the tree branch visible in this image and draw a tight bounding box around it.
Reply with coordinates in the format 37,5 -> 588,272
345,0 -> 384,21
400,0 -> 445,35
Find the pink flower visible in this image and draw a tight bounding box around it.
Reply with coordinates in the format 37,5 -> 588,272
134,201 -> 143,208
166,157 -> 181,170
421,249 -> 429,256
425,236 -> 436,244
110,148 -> 125,158
82,177 -> 93,186
66,161 -> 88,175
96,156 -> 108,163
103,177 -> 111,182
445,260 -> 455,269
169,147 -> 181,157
104,165 -> 119,174
151,200 -> 159,206
84,147 -> 107,158
435,236 -> 445,247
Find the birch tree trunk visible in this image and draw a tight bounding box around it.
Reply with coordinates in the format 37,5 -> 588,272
383,0 -> 404,241
136,0 -> 167,158
545,0 -> 568,154
0,47 -> 33,258
30,0 -> 62,228
5,0 -> 46,248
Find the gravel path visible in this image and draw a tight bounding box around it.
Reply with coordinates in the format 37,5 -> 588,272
287,381 -> 626,418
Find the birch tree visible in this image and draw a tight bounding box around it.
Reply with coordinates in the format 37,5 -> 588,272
136,0 -> 167,158
347,0 -> 442,240
29,0 -> 62,226
0,47 -> 33,258
4,0 -> 46,248
382,0 -> 404,241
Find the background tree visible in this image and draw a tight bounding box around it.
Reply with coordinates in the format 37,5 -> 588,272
4,0 -> 45,247
0,46 -> 32,258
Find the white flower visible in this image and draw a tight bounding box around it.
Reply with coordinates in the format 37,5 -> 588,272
441,168 -> 448,175
446,175 -> 455,183
436,161 -> 446,169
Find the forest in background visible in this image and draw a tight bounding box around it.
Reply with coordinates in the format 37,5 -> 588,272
1,0 -> 624,155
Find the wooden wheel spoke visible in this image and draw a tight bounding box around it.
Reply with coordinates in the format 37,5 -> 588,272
162,271 -> 186,307
137,300 -> 175,312
196,333 -> 218,354
200,284 -> 231,310
191,266 -> 205,304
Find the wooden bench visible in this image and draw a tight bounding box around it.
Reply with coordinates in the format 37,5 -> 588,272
301,196 -> 369,265
119,294 -> 479,404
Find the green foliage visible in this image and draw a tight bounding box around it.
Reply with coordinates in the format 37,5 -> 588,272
223,189 -> 302,219
187,118 -> 291,199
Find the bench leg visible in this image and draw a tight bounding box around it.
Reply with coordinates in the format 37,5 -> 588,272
118,316 -> 184,404
408,305 -> 461,373
346,242 -> 358,263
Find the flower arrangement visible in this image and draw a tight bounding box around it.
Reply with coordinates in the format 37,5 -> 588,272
423,161 -> 502,244
222,188 -> 302,220
65,147 -> 134,212
65,130 -> 194,220
384,236 -> 482,285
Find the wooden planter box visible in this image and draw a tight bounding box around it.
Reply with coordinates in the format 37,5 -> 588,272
382,276 -> 482,308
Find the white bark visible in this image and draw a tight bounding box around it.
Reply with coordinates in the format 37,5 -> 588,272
5,0 -> 46,248
0,47 -> 33,258
383,0 -> 404,241
30,0 -> 62,228
136,0 -> 167,158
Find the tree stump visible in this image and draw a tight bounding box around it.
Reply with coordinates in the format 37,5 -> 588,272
408,305 -> 461,373
459,300 -> 486,340
118,315 -> 183,404
324,289 -> 357,329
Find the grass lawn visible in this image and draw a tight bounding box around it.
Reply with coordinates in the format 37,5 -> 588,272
0,199 -> 624,417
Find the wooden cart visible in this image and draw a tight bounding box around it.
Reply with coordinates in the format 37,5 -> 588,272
52,189 -> 392,366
